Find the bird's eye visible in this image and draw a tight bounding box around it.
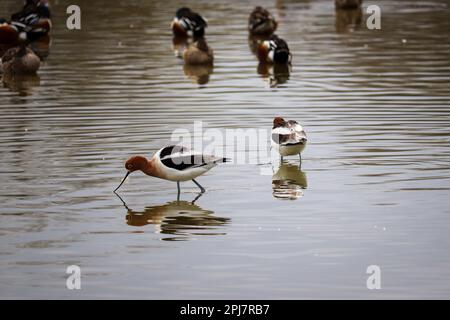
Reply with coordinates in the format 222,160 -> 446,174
126,164 -> 133,170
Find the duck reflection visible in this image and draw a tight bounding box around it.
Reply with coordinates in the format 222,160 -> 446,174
257,62 -> 291,87
272,162 -> 307,200
183,63 -> 213,85
335,8 -> 362,33
276,0 -> 312,18
117,194 -> 229,241
2,73 -> 41,95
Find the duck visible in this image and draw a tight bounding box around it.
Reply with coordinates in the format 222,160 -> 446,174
183,63 -> 214,85
171,7 -> 207,38
0,18 -> 24,46
1,44 -> 40,75
335,0 -> 362,9
248,6 -> 278,36
11,0 -> 52,41
271,117 -> 307,162
258,34 -> 292,64
183,37 -> 214,65
114,145 -> 228,195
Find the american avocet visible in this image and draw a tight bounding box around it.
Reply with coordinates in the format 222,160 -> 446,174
183,38 -> 213,65
258,34 -> 292,64
1,45 -> 40,74
171,7 -> 207,38
271,117 -> 307,162
248,6 -> 278,36
114,145 -> 228,195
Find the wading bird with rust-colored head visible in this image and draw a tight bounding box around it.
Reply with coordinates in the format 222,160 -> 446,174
271,117 -> 308,164
114,145 -> 228,196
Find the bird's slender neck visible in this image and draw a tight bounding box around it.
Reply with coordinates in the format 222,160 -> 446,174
139,157 -> 159,177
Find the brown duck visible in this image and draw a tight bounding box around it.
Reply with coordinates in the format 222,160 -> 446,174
1,45 -> 40,75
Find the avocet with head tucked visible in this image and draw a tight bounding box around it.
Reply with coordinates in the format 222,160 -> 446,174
114,145 -> 228,195
271,117 -> 307,162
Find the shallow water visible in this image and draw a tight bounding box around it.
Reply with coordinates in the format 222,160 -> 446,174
1,0 -> 450,299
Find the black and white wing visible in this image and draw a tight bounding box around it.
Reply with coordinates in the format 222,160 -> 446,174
272,124 -> 307,146
287,120 -> 307,142
158,145 -> 226,171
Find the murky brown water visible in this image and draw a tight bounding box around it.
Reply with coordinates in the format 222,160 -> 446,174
1,0 -> 450,299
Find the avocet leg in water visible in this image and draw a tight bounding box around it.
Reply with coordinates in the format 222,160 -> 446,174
271,117 -> 308,165
114,145 -> 228,196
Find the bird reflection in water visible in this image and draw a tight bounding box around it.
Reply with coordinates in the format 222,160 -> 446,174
248,35 -> 290,87
2,73 -> 41,96
173,35 -> 214,85
115,193 -> 229,241
272,162 -> 307,200
183,63 -> 213,85
257,62 -> 290,87
335,8 -> 362,33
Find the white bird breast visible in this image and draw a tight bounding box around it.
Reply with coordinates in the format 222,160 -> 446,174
163,164 -> 215,182
271,140 -> 306,156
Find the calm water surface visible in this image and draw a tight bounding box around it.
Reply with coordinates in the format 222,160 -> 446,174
1,0 -> 450,299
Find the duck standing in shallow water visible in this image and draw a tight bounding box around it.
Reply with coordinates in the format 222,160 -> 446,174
248,6 -> 278,36
1,45 -> 40,75
183,37 -> 214,65
258,34 -> 291,64
114,145 -> 228,195
171,7 -> 207,38
271,117 -> 307,163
